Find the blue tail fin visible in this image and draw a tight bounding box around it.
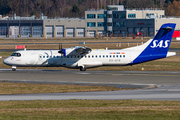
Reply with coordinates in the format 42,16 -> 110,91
133,23 -> 176,64
147,23 -> 176,52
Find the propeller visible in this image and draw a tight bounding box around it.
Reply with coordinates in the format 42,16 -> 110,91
58,43 -> 64,54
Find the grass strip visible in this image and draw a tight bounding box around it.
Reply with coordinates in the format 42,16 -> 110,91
0,82 -> 121,95
0,100 -> 180,119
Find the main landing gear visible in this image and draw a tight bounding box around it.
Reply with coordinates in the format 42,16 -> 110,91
12,66 -> 16,71
79,66 -> 86,71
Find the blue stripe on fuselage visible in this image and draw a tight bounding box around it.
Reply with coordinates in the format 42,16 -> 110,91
63,49 -> 66,56
132,23 -> 176,64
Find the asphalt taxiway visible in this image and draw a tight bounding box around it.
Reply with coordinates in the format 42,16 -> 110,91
1,86 -> 180,101
0,69 -> 180,86
0,69 -> 180,101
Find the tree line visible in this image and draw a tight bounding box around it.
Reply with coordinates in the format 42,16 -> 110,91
0,0 -> 179,18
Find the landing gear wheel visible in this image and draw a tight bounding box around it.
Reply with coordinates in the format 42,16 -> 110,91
12,66 -> 16,71
79,66 -> 86,71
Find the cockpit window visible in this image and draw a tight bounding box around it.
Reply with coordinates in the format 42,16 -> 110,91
11,53 -> 21,57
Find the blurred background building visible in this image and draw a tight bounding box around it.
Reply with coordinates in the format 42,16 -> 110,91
0,5 -> 179,38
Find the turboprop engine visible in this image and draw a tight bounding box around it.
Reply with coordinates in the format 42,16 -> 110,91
61,46 -> 91,56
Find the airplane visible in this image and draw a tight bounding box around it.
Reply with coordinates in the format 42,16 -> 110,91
3,23 -> 176,71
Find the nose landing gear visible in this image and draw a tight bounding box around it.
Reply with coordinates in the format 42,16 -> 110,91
12,66 -> 16,71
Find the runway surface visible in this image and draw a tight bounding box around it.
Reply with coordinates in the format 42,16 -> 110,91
1,69 -> 180,85
0,69 -> 180,101
1,85 -> 180,101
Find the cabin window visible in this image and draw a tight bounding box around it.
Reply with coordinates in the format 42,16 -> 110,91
92,55 -> 94,58
88,55 -> 90,58
67,56 -> 69,58
106,55 -> 108,58
103,55 -> 105,58
99,55 -> 101,58
110,55 -> 111,58
96,55 -> 97,58
47,56 -> 49,58
120,55 -> 122,58
43,56 -> 45,58
123,55 -> 125,58
113,55 -> 115,58
81,56 -> 83,58
116,55 -> 118,58
77,56 -> 80,58
40,56 -> 42,58
11,53 -> 21,57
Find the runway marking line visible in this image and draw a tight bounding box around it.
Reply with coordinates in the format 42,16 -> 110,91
168,90 -> 180,92
112,74 -> 180,77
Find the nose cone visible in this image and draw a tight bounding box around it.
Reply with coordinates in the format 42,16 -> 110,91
3,58 -> 9,65
3,59 -> 7,64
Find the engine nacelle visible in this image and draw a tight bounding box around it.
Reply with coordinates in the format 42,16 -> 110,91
62,46 -> 91,56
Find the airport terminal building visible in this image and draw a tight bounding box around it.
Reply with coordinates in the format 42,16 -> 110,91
0,5 -> 180,38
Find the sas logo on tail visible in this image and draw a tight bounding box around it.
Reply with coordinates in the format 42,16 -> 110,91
150,40 -> 170,48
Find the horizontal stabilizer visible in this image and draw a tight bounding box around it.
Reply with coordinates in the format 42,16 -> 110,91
166,52 -> 176,57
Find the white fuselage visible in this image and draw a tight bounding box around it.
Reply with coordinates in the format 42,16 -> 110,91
4,49 -> 133,68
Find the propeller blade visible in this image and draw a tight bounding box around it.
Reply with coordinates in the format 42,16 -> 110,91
58,43 -> 64,54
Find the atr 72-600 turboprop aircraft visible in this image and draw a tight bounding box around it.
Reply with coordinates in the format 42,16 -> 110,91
3,23 -> 176,71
